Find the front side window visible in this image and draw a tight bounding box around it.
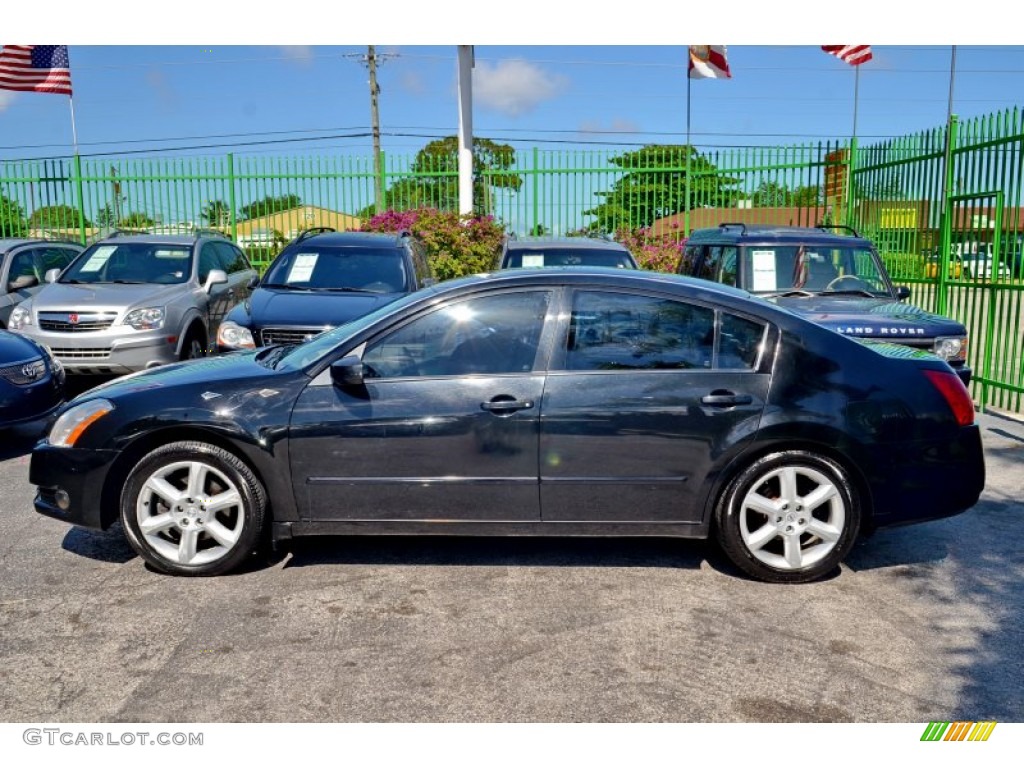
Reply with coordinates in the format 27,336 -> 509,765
61,243 -> 193,285
560,291 -> 766,372
361,291 -> 551,378
262,246 -> 409,294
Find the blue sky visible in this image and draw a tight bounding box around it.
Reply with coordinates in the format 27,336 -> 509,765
2,42 -> 1023,161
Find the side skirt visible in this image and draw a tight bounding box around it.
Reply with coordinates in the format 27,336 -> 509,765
274,520 -> 709,541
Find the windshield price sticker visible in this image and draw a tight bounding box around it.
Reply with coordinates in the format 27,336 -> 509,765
80,246 -> 116,273
522,254 -> 545,267
287,253 -> 319,283
751,249 -> 777,291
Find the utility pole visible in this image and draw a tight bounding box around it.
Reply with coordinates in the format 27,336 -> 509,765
367,46 -> 384,213
457,45 -> 475,217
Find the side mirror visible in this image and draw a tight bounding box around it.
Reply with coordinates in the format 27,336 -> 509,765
44,268 -> 61,284
204,269 -> 228,293
895,286 -> 911,301
247,275 -> 260,290
8,274 -> 38,292
330,355 -> 365,388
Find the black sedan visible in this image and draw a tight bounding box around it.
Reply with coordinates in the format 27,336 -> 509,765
30,268 -> 985,583
1,329 -> 65,430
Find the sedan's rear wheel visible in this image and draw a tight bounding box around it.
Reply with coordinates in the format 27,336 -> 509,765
715,451 -> 860,583
120,441 -> 266,576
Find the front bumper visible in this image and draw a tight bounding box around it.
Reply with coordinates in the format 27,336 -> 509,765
0,369 -> 65,429
17,327 -> 180,374
30,443 -> 121,530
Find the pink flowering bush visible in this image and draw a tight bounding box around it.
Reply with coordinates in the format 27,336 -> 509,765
614,226 -> 687,273
363,208 -> 505,281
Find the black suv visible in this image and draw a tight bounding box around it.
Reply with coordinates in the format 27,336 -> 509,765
677,224 -> 971,384
498,236 -> 638,270
218,229 -> 435,350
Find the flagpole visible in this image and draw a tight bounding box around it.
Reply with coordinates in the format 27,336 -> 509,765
852,65 -> 860,141
685,68 -> 692,237
68,95 -> 79,155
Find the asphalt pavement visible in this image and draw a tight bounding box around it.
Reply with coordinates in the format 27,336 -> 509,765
0,409 -> 1021,722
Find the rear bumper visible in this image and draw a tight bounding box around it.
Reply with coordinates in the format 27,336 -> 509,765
30,443 -> 121,530
869,424 -> 985,528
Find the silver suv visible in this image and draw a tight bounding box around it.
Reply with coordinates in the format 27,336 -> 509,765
1,239 -> 84,328
8,232 -> 257,374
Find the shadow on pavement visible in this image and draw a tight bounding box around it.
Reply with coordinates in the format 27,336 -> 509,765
61,522 -> 136,564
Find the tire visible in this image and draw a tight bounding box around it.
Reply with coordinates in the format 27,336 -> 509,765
120,441 -> 267,576
179,328 -> 207,361
714,450 -> 861,584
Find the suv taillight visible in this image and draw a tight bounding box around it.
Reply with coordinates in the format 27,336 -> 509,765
922,369 -> 975,426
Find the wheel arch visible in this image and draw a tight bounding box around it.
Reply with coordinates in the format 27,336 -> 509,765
698,434 -> 876,536
100,425 -> 275,530
175,312 -> 209,357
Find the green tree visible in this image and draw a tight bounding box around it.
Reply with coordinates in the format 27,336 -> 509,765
790,184 -> 822,207
363,136 -> 522,218
239,194 -> 301,221
0,193 -> 28,237
584,145 -> 741,232
95,203 -> 118,228
201,199 -> 231,227
750,181 -> 822,207
28,204 -> 92,230
120,211 -> 154,228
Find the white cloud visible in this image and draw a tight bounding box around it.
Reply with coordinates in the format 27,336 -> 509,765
279,46 -> 315,66
399,70 -> 426,96
0,91 -> 15,113
473,59 -> 568,117
578,118 -> 641,135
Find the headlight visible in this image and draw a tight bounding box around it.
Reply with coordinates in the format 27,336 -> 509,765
933,335 -> 968,362
9,305 -> 32,332
217,320 -> 255,349
123,307 -> 165,331
48,399 -> 114,448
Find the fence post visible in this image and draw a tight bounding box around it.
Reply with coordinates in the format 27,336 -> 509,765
532,147 -> 539,235
844,137 -> 858,227
378,151 -> 387,213
72,154 -> 86,245
227,152 -> 237,242
937,114 -> 959,316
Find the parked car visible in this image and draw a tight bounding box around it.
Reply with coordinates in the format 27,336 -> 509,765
7,232 -> 257,375
677,224 -> 972,385
0,239 -> 83,328
217,229 -> 435,351
0,329 -> 65,430
31,268 -> 984,583
960,245 -> 1011,280
497,236 -> 638,269
923,248 -> 963,279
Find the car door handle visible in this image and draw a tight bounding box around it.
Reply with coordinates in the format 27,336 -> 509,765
701,390 -> 753,407
480,397 -> 535,414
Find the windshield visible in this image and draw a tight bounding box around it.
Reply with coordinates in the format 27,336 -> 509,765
61,243 -> 193,284
271,289 -> 430,371
262,246 -> 410,294
503,248 -> 636,269
741,245 -> 891,296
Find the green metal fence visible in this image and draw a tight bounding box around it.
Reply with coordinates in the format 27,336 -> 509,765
1,108 -> 1022,412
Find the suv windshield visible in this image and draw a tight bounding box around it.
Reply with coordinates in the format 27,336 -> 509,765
504,248 -> 635,269
61,243 -> 193,285
262,246 -> 409,294
741,245 -> 890,296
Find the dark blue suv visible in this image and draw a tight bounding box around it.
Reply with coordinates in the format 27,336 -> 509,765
218,229 -> 435,351
677,224 -> 971,384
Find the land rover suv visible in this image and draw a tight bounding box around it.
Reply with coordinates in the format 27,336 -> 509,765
677,224 -> 971,384
8,232 -> 257,374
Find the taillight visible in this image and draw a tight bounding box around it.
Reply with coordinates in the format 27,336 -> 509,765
922,369 -> 975,426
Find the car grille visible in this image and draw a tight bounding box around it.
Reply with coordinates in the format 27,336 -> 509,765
259,327 -> 326,346
49,347 -> 111,360
38,312 -> 118,333
0,358 -> 46,385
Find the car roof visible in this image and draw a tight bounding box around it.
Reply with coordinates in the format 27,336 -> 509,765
91,233 -> 214,246
0,238 -> 82,252
505,236 -> 630,251
687,225 -> 874,249
294,231 -> 407,247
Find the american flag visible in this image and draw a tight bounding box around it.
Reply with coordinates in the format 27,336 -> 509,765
821,45 -> 873,66
0,45 -> 73,95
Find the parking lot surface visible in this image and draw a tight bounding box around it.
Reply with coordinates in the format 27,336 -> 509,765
0,409 -> 1021,722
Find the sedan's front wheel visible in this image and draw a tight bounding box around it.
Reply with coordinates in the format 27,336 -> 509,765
715,451 -> 861,583
120,441 -> 267,576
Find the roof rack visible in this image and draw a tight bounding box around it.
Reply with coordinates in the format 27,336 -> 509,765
816,223 -> 861,237
718,222 -> 748,234
292,227 -> 336,244
191,227 -> 229,239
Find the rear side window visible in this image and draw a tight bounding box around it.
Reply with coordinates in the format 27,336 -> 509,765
559,290 -> 766,372
677,244 -> 704,275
